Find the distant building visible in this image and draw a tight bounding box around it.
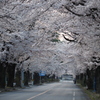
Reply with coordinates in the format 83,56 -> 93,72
61,74 -> 73,80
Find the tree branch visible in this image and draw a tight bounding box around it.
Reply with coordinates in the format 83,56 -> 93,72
63,5 -> 84,16
62,34 -> 75,42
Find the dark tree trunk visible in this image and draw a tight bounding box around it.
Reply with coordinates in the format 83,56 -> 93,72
96,67 -> 100,93
80,73 -> 87,86
24,70 -> 29,86
76,75 -> 79,80
80,73 -> 83,80
52,74 -> 55,81
83,73 -> 86,86
34,72 -> 40,85
0,62 -> 6,88
7,63 -> 16,87
15,68 -> 21,87
86,69 -> 93,89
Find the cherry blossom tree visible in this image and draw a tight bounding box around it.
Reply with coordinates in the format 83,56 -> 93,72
0,0 -> 100,83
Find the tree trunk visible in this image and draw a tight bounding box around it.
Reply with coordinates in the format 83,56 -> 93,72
0,62 -> 6,88
34,72 -> 40,85
7,63 -> 16,87
86,69 -> 93,89
24,70 -> 29,86
15,68 -> 21,87
96,67 -> 100,93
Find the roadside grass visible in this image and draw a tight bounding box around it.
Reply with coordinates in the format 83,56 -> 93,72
78,84 -> 100,100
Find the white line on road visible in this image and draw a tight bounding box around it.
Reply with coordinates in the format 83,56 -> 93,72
73,92 -> 75,96
73,97 -> 75,100
73,92 -> 75,100
27,89 -> 51,100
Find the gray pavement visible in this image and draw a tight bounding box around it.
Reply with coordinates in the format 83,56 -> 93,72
0,81 -> 91,100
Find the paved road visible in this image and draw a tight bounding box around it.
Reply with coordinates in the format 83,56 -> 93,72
0,81 -> 90,100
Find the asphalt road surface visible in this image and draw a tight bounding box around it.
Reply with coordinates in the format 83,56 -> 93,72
0,80 -> 91,100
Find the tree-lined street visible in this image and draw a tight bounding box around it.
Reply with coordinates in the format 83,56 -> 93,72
0,0 -> 100,99
0,81 -> 90,100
